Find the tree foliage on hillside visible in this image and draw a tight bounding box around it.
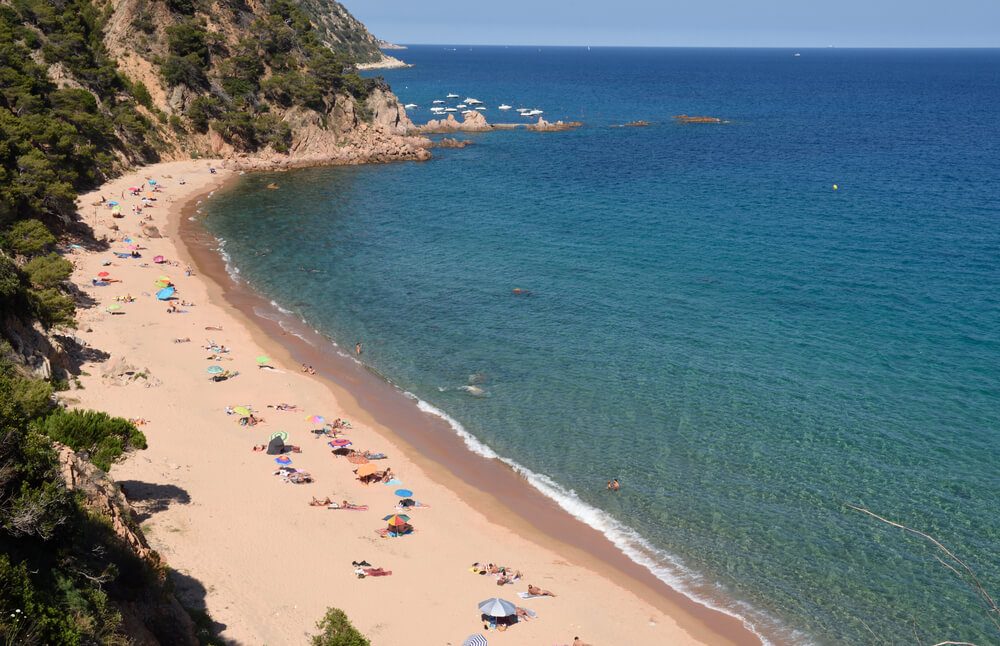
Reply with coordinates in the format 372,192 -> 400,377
153,0 -> 382,152
0,350 -> 159,645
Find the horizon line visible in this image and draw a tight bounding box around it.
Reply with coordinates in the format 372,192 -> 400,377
383,43 -> 1000,50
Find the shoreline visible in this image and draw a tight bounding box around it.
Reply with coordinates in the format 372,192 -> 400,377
68,159 -> 766,645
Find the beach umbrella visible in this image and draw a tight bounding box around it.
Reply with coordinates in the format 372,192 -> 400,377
306,415 -> 325,425
233,406 -> 252,416
111,205 -> 122,214
270,431 -> 288,441
382,514 -> 410,526
148,179 -> 157,185
274,456 -> 291,465
128,186 -> 139,191
153,255 -> 166,263
156,286 -> 175,300
462,636 -> 488,646
356,463 -> 379,477
330,439 -> 351,446
97,271 -> 110,278
153,280 -> 169,289
108,201 -> 119,206
255,355 -> 271,365
394,489 -> 413,497
106,304 -> 122,313
157,275 -> 172,283
207,365 -> 224,375
477,598 -> 516,618
346,454 -> 368,464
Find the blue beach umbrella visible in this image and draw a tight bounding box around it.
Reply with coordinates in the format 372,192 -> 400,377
275,456 -> 291,465
206,365 -> 224,375
148,179 -> 157,185
462,636 -> 488,646
107,200 -> 119,206
156,286 -> 175,300
394,489 -> 413,497
477,598 -> 516,618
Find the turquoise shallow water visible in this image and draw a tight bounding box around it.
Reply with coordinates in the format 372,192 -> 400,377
201,47 -> 1000,643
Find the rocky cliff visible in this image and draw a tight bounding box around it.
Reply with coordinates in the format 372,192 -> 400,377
94,0 -> 426,167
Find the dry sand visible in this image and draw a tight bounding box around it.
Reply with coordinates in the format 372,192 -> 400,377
67,160 -> 760,645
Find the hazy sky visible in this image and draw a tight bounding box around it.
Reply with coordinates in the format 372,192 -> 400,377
346,1 -> 1000,48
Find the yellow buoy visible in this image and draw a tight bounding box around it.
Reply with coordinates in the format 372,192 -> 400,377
832,184 -> 839,190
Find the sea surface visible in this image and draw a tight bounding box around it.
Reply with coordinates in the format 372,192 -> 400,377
200,47 -> 1000,644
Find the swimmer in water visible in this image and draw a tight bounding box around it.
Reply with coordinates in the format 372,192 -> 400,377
355,342 -> 363,356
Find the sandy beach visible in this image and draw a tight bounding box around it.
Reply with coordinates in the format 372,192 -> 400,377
66,160 -> 760,645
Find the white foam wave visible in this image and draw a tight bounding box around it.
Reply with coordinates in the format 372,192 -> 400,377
408,391 -> 789,645
269,299 -> 293,315
214,238 -> 241,284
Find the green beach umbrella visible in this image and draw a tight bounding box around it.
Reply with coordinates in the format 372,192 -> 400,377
270,431 -> 288,441
256,355 -> 271,365
207,365 -> 224,375
233,406 -> 252,416
106,303 -> 122,313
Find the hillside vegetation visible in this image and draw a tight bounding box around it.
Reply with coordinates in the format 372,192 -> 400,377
0,1 -> 403,643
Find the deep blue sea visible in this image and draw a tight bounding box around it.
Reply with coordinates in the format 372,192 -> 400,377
201,47 -> 1000,644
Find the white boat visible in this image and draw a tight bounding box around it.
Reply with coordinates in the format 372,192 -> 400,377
404,103 -> 418,108
432,100 -> 445,104
464,98 -> 483,105
444,107 -> 458,112
498,104 -> 512,110
516,108 -> 529,113
446,93 -> 459,98
456,104 -> 467,108
474,106 -> 486,111
794,52 -> 801,57
523,109 -> 543,117
430,107 -> 445,113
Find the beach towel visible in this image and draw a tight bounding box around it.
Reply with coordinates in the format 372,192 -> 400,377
363,567 -> 392,576
329,505 -> 368,511
517,592 -> 548,599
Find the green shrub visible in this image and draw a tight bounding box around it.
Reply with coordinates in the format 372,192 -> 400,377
131,80 -> 154,109
0,360 -> 54,425
0,254 -> 23,297
310,607 -> 369,646
36,408 -> 146,471
5,220 -> 56,256
166,19 -> 209,63
162,53 -> 207,88
186,95 -> 222,133
23,253 -> 72,289
29,287 -> 75,328
212,110 -> 258,149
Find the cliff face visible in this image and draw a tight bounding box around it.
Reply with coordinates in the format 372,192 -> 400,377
296,0 -> 388,64
94,0 -> 425,167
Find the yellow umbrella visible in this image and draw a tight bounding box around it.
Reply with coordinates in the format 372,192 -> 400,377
356,463 -> 379,477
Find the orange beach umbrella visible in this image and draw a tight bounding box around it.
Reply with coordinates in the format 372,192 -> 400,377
356,463 -> 379,477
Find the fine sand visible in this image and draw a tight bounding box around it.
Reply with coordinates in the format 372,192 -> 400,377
67,160 -> 760,645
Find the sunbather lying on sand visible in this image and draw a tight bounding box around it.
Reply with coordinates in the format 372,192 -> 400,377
310,497 -> 334,506
273,468 -> 312,484
269,403 -> 298,411
253,443 -> 299,453
515,607 -> 533,621
527,584 -> 556,597
173,337 -> 191,343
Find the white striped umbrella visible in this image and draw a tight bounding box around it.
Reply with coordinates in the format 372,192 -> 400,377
477,598 -> 516,618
